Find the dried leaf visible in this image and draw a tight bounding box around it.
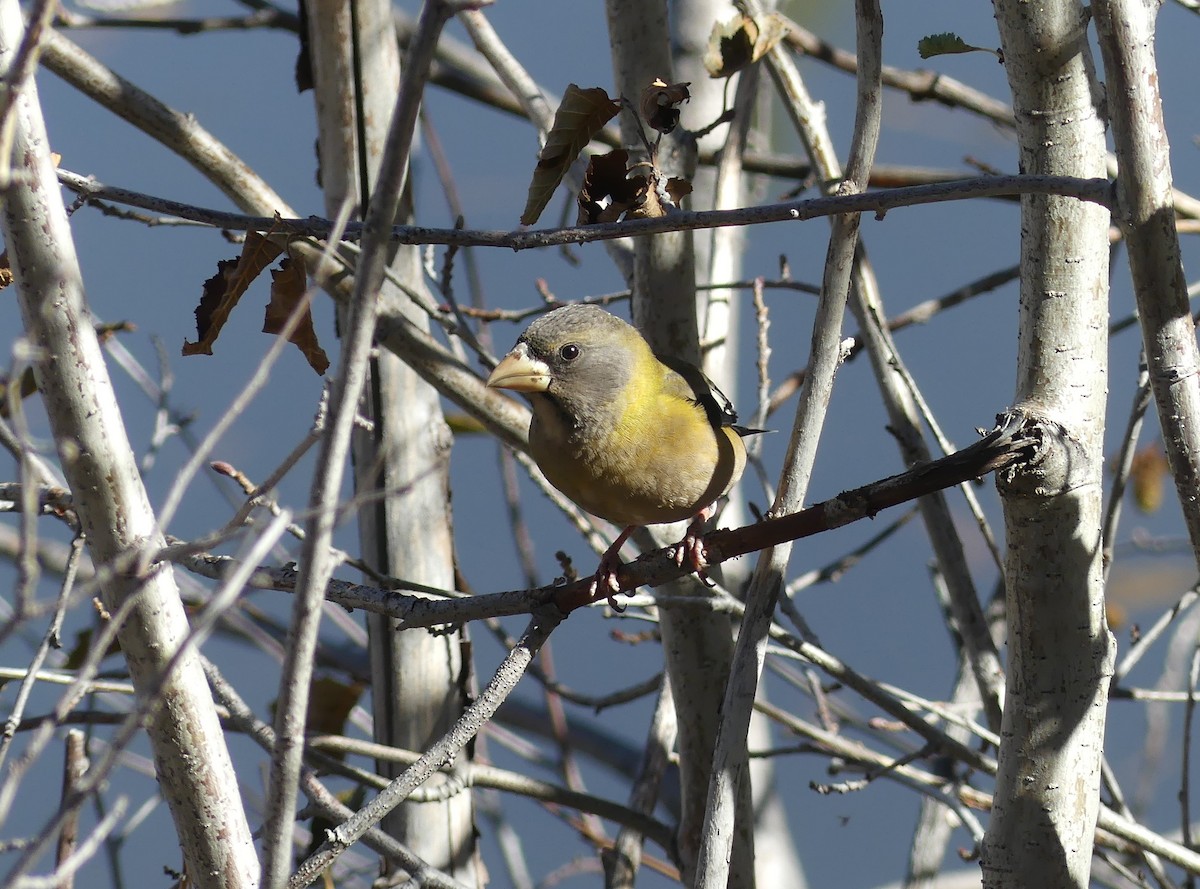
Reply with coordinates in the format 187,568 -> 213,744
263,256 -> 329,375
307,677 -> 365,737
665,177 -> 693,206
639,78 -> 691,135
704,12 -> 788,77
0,250 -> 12,289
705,14 -> 755,78
578,149 -> 645,225
64,628 -> 121,671
521,84 -> 621,226
183,259 -> 240,356
183,231 -> 284,357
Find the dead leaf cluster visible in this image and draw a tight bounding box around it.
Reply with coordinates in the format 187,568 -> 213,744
183,224 -> 329,375
520,79 -> 693,227
519,12 -> 787,229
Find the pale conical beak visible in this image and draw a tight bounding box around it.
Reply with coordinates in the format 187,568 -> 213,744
486,342 -> 552,393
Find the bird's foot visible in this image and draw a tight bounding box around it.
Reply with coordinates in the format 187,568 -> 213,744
673,508 -> 716,587
589,560 -> 625,611
591,526 -> 635,610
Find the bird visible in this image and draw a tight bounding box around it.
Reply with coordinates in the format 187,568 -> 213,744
486,304 -> 757,606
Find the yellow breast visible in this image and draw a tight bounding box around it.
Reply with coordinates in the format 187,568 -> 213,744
529,352 -> 746,527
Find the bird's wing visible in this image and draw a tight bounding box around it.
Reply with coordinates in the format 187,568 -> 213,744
657,354 -> 739,430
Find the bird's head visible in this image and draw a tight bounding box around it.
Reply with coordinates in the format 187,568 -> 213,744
486,305 -> 642,428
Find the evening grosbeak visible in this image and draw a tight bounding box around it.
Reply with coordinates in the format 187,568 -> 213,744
486,304 -> 756,604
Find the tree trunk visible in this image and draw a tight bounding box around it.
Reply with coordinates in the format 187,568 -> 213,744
671,1 -> 807,885
0,1 -> 257,885
605,1 -> 756,882
983,2 -> 1114,886
305,0 -> 476,881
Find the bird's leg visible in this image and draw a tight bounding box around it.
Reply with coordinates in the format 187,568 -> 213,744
674,504 -> 716,587
592,525 -> 636,610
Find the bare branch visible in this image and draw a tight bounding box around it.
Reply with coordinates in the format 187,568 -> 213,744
58,166 -> 1115,249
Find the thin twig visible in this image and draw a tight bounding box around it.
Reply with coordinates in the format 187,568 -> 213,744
1103,358 -> 1154,582
0,533 -> 83,770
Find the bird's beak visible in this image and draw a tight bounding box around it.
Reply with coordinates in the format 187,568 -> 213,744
486,343 -> 551,392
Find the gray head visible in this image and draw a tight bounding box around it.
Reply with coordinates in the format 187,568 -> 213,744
510,305 -> 642,431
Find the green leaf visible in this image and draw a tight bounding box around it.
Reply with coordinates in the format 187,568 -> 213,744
918,32 -> 991,60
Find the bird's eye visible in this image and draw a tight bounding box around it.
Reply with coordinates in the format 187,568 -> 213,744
559,343 -> 580,361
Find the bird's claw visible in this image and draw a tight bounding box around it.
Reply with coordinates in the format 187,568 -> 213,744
590,555 -> 626,611
674,513 -> 715,585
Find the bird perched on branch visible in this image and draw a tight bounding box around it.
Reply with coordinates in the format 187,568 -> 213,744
486,304 -> 758,605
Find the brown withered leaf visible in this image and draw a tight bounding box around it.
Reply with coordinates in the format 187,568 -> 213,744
306,676 -> 365,738
263,256 -> 329,375
704,12 -> 789,78
1129,443 -> 1169,513
521,84 -> 621,226
578,149 -> 646,224
640,78 -> 691,135
183,231 -> 284,357
0,250 -> 12,289
184,258 -> 238,356
627,176 -> 665,219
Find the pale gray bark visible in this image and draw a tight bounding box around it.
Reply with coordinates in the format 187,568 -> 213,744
306,0 -> 476,882
24,3 -> 1199,887
983,2 -> 1115,886
604,1 -> 755,884
262,2 -> 460,885
671,1 -> 806,885
758,8 -> 1007,739
0,1 -> 257,886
